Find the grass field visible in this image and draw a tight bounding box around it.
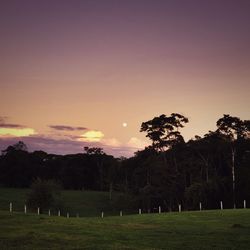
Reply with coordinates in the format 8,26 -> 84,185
1,209 -> 250,249
0,188 -> 132,217
1,188 -> 250,249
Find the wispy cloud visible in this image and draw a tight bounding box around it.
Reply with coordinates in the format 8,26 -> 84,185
49,125 -> 87,131
0,116 -> 25,129
0,123 -> 24,128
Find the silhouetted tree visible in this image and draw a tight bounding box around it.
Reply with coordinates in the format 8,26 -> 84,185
216,114 -> 250,208
140,113 -> 188,151
1,141 -> 28,155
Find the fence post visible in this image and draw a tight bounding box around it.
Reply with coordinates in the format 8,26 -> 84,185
101,212 -> 104,218
139,208 -> 142,215
37,207 -> 40,215
24,205 -> 27,214
58,210 -> 60,217
120,211 -> 122,216
220,201 -> 223,210
178,204 -> 181,212
48,209 -> 51,216
67,212 -> 69,218
10,202 -> 12,213
199,202 -> 202,211
244,200 -> 246,209
158,206 -> 161,214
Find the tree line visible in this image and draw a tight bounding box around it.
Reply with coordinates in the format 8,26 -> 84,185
0,114 -> 249,211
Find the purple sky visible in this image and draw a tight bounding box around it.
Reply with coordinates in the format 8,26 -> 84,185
0,0 -> 250,157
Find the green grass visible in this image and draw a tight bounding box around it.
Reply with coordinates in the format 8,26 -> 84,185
0,209 -> 250,249
0,188 -> 133,217
1,188 -> 250,249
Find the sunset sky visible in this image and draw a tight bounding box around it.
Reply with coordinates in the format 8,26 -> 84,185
0,0 -> 250,157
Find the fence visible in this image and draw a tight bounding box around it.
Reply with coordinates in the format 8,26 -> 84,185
6,200 -> 248,218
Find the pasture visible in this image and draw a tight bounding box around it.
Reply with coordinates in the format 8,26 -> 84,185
1,209 -> 250,249
0,188 -> 250,249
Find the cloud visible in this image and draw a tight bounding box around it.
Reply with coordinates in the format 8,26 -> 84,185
0,121 -> 147,157
0,117 -> 36,137
49,125 -> 87,131
0,116 -> 25,129
0,117 -> 144,157
102,138 -> 121,147
127,137 -> 148,149
0,123 -> 25,129
0,134 -> 140,157
79,130 -> 104,142
0,128 -> 36,137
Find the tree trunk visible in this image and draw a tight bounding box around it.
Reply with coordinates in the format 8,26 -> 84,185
109,182 -> 113,201
231,146 -> 236,208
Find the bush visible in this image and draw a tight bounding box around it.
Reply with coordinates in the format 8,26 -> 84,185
27,178 -> 62,212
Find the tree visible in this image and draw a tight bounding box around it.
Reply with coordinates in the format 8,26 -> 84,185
140,113 -> 188,152
0,142 -> 31,187
84,147 -> 104,155
216,114 -> 250,208
1,141 -> 27,155
26,178 -> 62,212
84,147 -> 113,191
139,114 -> 188,211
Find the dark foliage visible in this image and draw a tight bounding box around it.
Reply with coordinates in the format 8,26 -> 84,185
26,178 -> 62,211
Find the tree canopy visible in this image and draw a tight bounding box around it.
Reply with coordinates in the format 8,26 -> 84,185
140,113 -> 188,151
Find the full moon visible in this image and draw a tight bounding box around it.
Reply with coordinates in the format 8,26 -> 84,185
122,122 -> 127,127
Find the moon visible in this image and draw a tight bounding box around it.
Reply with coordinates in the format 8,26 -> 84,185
122,122 -> 127,127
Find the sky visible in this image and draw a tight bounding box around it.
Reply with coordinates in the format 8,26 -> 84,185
0,0 -> 250,157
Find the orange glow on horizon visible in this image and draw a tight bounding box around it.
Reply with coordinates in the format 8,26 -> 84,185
79,130 -> 104,142
0,128 -> 35,137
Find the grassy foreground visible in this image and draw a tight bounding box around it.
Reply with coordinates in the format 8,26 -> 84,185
1,209 -> 250,250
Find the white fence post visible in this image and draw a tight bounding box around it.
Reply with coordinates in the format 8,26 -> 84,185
158,206 -> 161,214
48,209 -> 51,216
139,208 -> 141,215
101,212 -> 104,218
120,211 -> 122,216
199,202 -> 202,211
67,212 -> 69,218
220,201 -> 223,210
24,205 -> 27,214
10,202 -> 12,213
58,210 -> 60,217
37,207 -> 40,215
244,200 -> 246,209
178,204 -> 181,212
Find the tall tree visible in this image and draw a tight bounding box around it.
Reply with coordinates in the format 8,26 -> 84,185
140,113 -> 188,210
216,114 -> 250,208
140,113 -> 188,152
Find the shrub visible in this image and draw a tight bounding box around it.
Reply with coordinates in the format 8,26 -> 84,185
26,178 -> 62,212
